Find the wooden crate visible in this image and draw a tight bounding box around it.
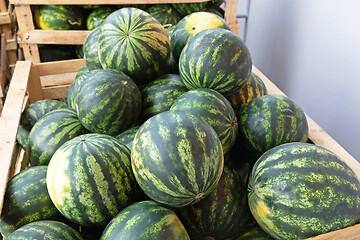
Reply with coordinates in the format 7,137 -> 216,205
0,0 -> 17,110
0,60 -> 359,239
10,0 -> 240,63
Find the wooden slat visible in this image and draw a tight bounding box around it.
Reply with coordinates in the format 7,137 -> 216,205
0,12 -> 11,25
18,30 -> 91,45
43,84 -> 71,99
310,224 -> 360,240
41,72 -> 77,87
224,0 -> 238,26
0,33 -> 6,98
10,0 -> 210,4
27,63 -> 44,103
6,38 -> 17,51
0,61 -> 31,214
35,58 -> 85,76
14,5 -> 40,62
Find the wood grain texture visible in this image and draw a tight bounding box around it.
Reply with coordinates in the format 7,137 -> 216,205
0,61 -> 31,214
19,30 -> 91,45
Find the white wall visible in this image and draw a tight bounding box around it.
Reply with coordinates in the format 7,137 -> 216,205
239,0 -> 360,161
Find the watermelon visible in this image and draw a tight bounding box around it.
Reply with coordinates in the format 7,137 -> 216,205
171,2 -> 207,16
75,69 -> 142,135
171,11 -> 230,62
131,110 -> 224,207
0,166 -> 62,238
140,74 -> 188,120
235,226 -> 274,240
47,134 -> 137,226
38,44 -> 78,62
26,108 -> 87,166
67,69 -> 97,110
87,7 -> 115,30
98,8 -> 171,85
179,28 -> 252,97
16,99 -> 67,150
34,5 -> 84,30
147,4 -> 182,26
237,94 -> 309,158
115,125 -> 141,151
227,72 -> 268,111
204,7 -> 224,18
248,142 -> 360,239
178,166 -> 250,240
78,5 -> 101,10
74,45 -> 84,59
7,220 -> 83,240
83,27 -> 103,70
207,0 -> 225,9
170,88 -> 238,154
166,26 -> 179,73
117,4 -> 151,11
100,200 -> 189,239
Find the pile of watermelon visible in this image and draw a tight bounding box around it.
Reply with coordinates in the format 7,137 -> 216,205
2,6 -> 360,240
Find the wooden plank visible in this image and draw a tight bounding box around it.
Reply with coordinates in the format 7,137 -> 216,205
43,84 -> 71,99
310,224 -> 360,240
0,12 -> 11,25
252,65 -> 360,181
35,58 -> 85,76
10,0 -> 210,4
27,63 -> 44,103
224,0 -> 238,26
0,33 -> 6,98
6,38 -> 17,51
18,30 -> 91,45
14,5 -> 40,62
0,61 -> 31,214
41,72 -> 77,87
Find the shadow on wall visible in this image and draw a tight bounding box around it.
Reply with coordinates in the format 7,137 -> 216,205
245,0 -> 298,92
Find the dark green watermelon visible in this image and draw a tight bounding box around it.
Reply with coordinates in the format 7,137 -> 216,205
227,72 -> 268,111
140,74 -> 187,120
117,4 -> 151,11
115,125 -> 140,151
83,27 -> 103,70
38,45 -> 78,62
248,142 -> 360,239
16,99 -> 68,150
131,110 -> 224,207
147,4 -> 181,26
170,88 -> 238,154
100,200 -> 189,239
76,65 -> 89,78
7,220 -> 83,240
166,26 -> 179,74
47,134 -> 137,226
171,2 -> 207,16
171,11 -> 230,62
237,94 -> 309,158
179,28 -> 252,97
207,0 -> 225,9
98,8 -> 171,85
67,69 -> 97,110
235,226 -> 274,240
87,7 -> 115,30
0,166 -> 63,238
75,69 -> 142,135
26,108 -> 87,166
74,45 -> 84,59
34,5 -> 84,30
179,166 -> 250,240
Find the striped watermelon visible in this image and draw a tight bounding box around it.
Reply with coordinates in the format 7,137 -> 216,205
140,74 -> 188,120
87,7 -> 115,30
67,69 -> 96,110
115,125 -> 140,151
147,4 -> 182,26
34,5 -> 84,30
101,200 -> 189,239
179,28 -> 252,97
0,166 -> 62,238
166,26 -> 179,74
235,226 -> 274,240
76,65 -> 89,77
171,2 -> 207,16
248,142 -> 360,239
16,99 -> 67,149
74,44 -> 84,59
237,94 -> 309,158
26,108 -> 87,166
178,166 -> 250,239
170,88 -> 238,154
207,0 -> 225,8
227,72 -> 268,111
7,220 -> 83,240
131,110 -> 224,207
171,11 -> 230,62
75,69 -> 142,135
98,8 -> 171,85
47,133 -> 137,226
83,27 -> 103,70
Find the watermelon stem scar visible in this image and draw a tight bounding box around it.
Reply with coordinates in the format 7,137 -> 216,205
195,192 -> 205,199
